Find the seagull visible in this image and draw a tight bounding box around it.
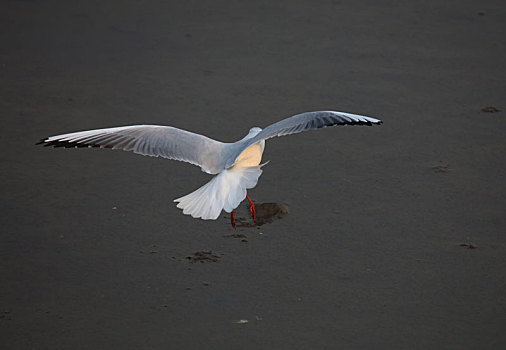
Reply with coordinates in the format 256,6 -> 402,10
37,110 -> 382,227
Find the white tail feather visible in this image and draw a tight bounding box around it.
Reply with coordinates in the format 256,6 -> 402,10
174,163 -> 267,220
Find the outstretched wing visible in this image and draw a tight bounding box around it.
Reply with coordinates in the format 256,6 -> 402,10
225,110 -> 382,168
37,125 -> 227,174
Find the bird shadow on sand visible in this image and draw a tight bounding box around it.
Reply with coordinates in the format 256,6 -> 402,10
232,202 -> 289,227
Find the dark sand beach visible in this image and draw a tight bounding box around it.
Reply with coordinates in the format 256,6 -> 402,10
1,1 -> 505,349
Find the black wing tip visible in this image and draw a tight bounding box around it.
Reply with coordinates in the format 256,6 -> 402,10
338,119 -> 382,126
36,138 -> 103,148
36,138 -> 58,147
353,118 -> 383,126
326,111 -> 382,126
314,118 -> 382,130
360,117 -> 383,126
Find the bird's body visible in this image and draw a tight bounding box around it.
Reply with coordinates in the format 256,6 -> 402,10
38,110 -> 381,225
233,141 -> 265,168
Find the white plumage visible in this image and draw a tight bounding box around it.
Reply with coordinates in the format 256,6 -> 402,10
175,163 -> 266,219
38,110 -> 382,222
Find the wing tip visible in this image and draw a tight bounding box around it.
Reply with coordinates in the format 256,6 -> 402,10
352,116 -> 382,126
341,119 -> 382,126
36,137 -> 103,148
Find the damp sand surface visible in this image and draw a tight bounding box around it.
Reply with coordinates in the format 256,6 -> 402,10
1,1 -> 506,349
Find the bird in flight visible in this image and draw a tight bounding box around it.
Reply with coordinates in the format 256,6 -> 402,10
38,110 -> 382,228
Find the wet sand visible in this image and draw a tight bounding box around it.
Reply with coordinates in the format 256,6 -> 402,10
1,1 -> 505,349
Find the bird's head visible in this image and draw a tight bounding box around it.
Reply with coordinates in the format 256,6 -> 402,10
243,127 -> 262,140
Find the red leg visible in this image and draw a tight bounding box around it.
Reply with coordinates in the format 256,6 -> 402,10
230,210 -> 236,229
246,195 -> 256,222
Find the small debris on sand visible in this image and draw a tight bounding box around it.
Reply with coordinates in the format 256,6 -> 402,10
459,243 -> 477,249
186,250 -> 221,263
224,233 -> 247,238
431,163 -> 450,173
481,106 -> 500,113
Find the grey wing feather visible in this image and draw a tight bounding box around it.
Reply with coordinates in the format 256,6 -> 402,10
38,125 -> 227,174
225,110 -> 382,168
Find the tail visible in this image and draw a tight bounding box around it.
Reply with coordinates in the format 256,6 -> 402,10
174,163 -> 267,220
